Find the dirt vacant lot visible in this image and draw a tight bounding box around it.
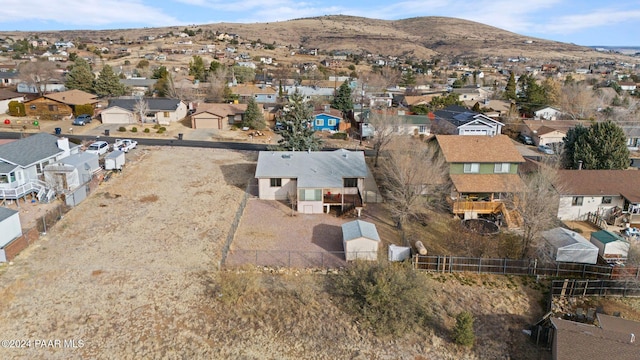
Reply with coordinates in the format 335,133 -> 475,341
0,146 -> 256,359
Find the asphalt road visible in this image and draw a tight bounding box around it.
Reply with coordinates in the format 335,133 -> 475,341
0,131 -> 375,155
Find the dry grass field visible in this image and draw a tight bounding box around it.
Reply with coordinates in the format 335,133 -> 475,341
0,146 -> 558,359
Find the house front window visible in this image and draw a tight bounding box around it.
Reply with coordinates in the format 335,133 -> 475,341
327,119 -> 336,126
315,119 -> 323,126
602,196 -> 612,204
343,178 -> 358,187
419,125 -> 427,134
163,112 -> 169,117
48,105 -> 58,111
463,163 -> 480,173
270,178 -> 282,187
494,163 -> 510,173
572,196 -> 584,206
299,189 -> 321,201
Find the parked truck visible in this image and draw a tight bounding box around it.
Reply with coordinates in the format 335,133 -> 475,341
104,150 -> 125,171
113,139 -> 137,153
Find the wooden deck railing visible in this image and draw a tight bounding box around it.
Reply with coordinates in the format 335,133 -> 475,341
452,201 -> 502,214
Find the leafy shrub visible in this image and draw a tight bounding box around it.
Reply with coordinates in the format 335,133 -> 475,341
331,132 -> 348,140
453,311 -> 475,346
118,127 -> 126,132
74,104 -> 94,117
143,128 -> 150,133
157,126 -> 166,134
331,261 -> 429,336
8,101 -> 25,116
131,127 -> 138,133
153,124 -> 161,129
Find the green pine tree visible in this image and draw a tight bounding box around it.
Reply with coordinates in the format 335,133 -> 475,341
65,57 -> 94,93
94,65 -> 126,97
504,72 -> 517,100
332,80 -> 353,113
189,55 -> 206,81
453,311 -> 475,347
563,121 -> 629,170
242,98 -> 265,130
276,91 -> 323,151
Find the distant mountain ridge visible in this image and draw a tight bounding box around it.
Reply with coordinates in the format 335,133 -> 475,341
0,15 -> 632,62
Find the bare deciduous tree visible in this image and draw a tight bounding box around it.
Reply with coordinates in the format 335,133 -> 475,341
506,162 -> 563,258
379,138 -> 448,244
133,98 -> 149,124
368,111 -> 400,167
19,60 -> 60,96
206,67 -> 230,103
559,83 -> 597,119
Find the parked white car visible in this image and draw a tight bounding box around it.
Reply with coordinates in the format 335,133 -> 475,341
113,139 -> 137,153
86,141 -> 110,155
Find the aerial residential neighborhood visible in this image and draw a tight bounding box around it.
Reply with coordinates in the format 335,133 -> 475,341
0,9 -> 639,360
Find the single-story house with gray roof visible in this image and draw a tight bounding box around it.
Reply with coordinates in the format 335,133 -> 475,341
0,133 -> 79,200
342,219 -> 380,261
100,98 -> 187,125
255,149 -> 368,214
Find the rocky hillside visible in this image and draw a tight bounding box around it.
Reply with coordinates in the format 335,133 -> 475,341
0,15 -> 625,63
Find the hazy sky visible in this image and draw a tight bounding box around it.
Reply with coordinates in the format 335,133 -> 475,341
1,0 -> 639,46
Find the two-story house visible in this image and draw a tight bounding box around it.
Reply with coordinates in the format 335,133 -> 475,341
435,135 -> 525,225
432,105 -> 503,136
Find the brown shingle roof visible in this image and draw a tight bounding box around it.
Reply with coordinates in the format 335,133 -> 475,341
556,170 -> 640,202
536,125 -> 564,136
436,135 -> 525,163
193,103 -> 247,116
0,89 -> 22,101
450,174 -> 525,193
523,119 -> 591,133
43,89 -> 98,105
231,84 -> 276,96
551,317 -> 639,360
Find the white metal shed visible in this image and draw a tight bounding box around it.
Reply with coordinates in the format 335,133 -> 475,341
590,230 -> 630,264
541,227 -> 599,264
342,220 -> 380,261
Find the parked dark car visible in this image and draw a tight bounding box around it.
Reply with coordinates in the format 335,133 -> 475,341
274,122 -> 286,132
518,133 -> 534,145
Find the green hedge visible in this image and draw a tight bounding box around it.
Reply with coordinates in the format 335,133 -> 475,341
8,101 -> 25,117
74,104 -> 94,117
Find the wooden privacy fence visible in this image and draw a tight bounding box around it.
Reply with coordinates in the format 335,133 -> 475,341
551,279 -> 640,298
413,255 -> 640,280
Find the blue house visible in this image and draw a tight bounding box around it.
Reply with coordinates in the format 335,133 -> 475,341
313,107 -> 343,132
